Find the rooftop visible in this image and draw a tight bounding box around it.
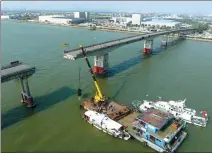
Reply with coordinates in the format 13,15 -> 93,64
141,19 -> 181,26
136,108 -> 172,129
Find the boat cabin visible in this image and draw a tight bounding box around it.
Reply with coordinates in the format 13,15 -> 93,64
132,108 -> 186,149
84,110 -> 126,135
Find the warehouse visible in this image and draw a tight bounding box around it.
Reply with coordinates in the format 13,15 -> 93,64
141,19 -> 182,29
38,15 -> 90,25
1,15 -> 10,19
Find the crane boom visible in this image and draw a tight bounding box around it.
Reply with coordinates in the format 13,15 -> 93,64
79,45 -> 105,102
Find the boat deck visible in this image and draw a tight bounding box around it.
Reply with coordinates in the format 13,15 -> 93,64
81,99 -> 131,121
157,121 -> 178,138
118,112 -> 140,129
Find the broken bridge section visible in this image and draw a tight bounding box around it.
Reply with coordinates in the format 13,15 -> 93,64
1,61 -> 36,108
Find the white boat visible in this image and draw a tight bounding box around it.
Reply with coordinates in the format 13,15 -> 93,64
83,110 -> 131,140
136,99 -> 208,127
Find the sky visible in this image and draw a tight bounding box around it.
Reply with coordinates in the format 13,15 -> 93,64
1,1 -> 212,15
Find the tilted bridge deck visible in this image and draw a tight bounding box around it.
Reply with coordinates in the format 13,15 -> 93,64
64,28 -> 195,60
1,64 -> 36,83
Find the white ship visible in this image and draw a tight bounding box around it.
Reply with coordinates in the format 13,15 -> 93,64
83,110 -> 131,140
134,98 -> 208,127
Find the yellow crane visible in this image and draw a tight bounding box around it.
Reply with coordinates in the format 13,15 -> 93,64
79,45 -> 106,103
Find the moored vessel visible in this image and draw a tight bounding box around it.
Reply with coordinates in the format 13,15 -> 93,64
83,110 -> 131,140
135,98 -> 208,127
118,108 -> 187,152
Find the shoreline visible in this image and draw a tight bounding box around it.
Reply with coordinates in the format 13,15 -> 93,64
4,19 -> 145,35
164,34 -> 212,42
3,19 -> 212,42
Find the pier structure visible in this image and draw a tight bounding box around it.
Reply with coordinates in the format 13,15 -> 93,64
64,28 -> 195,76
143,38 -> 153,55
160,31 -> 190,47
93,53 -> 109,76
1,61 -> 36,108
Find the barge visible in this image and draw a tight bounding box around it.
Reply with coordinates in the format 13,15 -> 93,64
118,109 -> 187,152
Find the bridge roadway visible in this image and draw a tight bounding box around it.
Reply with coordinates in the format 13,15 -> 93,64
64,28 -> 195,60
1,63 -> 36,83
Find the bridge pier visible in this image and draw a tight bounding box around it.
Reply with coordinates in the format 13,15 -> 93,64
25,78 -> 35,108
160,35 -> 169,47
19,77 -> 35,108
93,53 -> 109,77
143,39 -> 153,55
20,78 -> 26,103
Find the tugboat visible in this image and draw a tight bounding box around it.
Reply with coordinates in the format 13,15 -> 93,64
83,110 -> 131,140
135,98 -> 208,127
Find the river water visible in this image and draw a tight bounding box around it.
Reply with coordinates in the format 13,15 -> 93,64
1,20 -> 212,152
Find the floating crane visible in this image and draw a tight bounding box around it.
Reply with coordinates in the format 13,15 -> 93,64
79,45 -> 106,103
79,45 -> 131,120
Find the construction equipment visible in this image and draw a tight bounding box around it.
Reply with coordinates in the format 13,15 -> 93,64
79,45 -> 106,103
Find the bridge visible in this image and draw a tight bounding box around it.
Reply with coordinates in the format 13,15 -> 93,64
63,28 -> 195,76
1,61 -> 36,108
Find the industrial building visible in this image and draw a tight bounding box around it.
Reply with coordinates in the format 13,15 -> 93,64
74,12 -> 89,19
38,15 -> 91,25
111,17 -> 132,23
132,14 -> 141,25
140,19 -> 182,29
1,15 -> 10,19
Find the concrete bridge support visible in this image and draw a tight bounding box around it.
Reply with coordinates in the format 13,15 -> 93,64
93,53 -> 109,77
20,78 -> 26,103
160,35 -> 169,47
19,77 -> 35,108
143,39 -> 153,55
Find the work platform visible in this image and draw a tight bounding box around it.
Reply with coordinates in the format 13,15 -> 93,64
1,61 -> 36,83
64,28 -> 196,60
80,99 -> 132,121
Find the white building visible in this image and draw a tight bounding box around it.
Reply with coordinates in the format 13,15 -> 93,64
38,15 -> 71,24
1,15 -> 10,19
141,19 -> 182,29
38,15 -> 88,25
111,17 -> 132,24
132,14 -> 141,25
85,12 -> 90,19
74,12 -> 89,18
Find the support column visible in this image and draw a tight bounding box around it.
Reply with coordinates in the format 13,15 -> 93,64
143,39 -> 153,55
24,78 -> 35,108
20,78 -> 26,103
93,53 -> 109,77
160,35 -> 168,47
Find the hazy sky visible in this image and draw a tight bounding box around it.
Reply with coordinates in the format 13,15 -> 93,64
2,1 -> 212,15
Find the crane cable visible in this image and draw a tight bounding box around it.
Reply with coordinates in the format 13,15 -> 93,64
77,67 -> 82,99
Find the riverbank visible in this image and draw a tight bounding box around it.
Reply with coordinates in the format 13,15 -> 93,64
4,19 -> 145,35
3,19 -> 212,42
164,34 -> 212,42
